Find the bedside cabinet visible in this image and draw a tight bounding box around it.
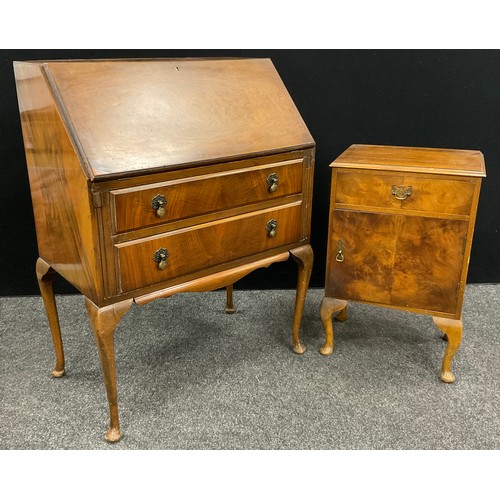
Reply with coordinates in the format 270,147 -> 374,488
320,144 -> 485,383
14,58 -> 315,442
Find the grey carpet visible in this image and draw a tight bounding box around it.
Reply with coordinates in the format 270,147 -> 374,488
1,285 -> 499,450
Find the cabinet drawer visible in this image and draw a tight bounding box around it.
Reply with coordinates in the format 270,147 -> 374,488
335,169 -> 475,216
111,158 -> 304,233
116,203 -> 302,292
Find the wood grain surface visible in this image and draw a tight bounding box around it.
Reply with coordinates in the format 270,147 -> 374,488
116,203 -> 303,292
14,62 -> 102,302
324,143 -> 485,382
44,58 -> 314,179
112,157 -> 304,233
326,209 -> 397,305
331,144 -> 486,177
391,216 -> 468,313
335,168 -> 475,216
15,58 -> 315,441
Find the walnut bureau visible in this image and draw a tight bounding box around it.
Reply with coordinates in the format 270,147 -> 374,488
14,58 -> 315,442
320,144 -> 485,383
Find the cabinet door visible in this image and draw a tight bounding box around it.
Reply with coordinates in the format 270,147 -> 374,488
326,210 -> 398,305
391,216 -> 468,314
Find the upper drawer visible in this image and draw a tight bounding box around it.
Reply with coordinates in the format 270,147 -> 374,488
115,203 -> 302,293
334,169 -> 476,216
111,158 -> 304,233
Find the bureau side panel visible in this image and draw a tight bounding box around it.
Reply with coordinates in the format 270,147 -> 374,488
301,147 -> 315,241
14,62 -> 102,302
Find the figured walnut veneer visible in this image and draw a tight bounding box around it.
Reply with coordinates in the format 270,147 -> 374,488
321,144 -> 485,383
14,58 -> 315,442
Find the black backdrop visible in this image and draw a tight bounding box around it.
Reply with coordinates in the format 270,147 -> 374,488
1,49 -> 499,295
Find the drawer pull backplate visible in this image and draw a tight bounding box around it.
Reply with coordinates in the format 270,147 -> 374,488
267,173 -> 279,193
151,194 -> 167,218
391,185 -> 413,201
335,239 -> 345,262
266,219 -> 278,238
153,248 -> 169,270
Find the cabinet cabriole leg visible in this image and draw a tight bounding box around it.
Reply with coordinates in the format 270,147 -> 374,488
335,304 -> 348,322
85,298 -> 133,443
433,316 -> 463,383
320,297 -> 348,356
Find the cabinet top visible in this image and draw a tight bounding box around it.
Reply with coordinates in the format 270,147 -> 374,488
331,144 -> 486,177
15,58 -> 314,180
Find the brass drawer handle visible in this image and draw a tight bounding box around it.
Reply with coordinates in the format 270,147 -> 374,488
267,173 -> 279,193
266,219 -> 278,238
335,240 -> 344,262
392,185 -> 413,201
153,248 -> 169,270
151,194 -> 167,218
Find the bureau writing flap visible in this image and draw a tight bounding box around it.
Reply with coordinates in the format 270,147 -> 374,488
33,58 -> 314,180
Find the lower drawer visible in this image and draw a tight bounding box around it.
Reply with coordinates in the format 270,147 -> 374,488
116,203 -> 302,292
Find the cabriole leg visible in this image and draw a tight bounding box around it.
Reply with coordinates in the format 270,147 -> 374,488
335,304 -> 348,322
225,284 -> 236,314
36,258 -> 65,378
433,316 -> 463,383
320,297 -> 348,356
289,244 -> 314,354
85,298 -> 133,443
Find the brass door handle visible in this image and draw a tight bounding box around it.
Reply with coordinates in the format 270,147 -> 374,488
151,194 -> 167,217
267,173 -> 279,193
335,240 -> 344,262
153,248 -> 169,270
266,219 -> 278,238
392,185 -> 413,200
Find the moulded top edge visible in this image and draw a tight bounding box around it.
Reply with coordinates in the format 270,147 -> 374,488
13,57 -> 270,64
330,162 -> 486,178
330,144 -> 486,177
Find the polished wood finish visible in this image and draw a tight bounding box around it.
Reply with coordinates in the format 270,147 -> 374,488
320,297 -> 348,356
335,169 -> 475,216
290,245 -> 314,354
323,144 -> 485,382
46,58 -> 314,179
391,216 -> 468,313
134,252 -> 290,305
225,285 -> 235,314
14,63 -> 102,303
327,210 -> 397,305
85,298 -> 133,442
112,158 -> 303,233
36,258 -> 65,378
432,317 -> 463,383
15,58 -> 315,441
116,203 -> 302,293
333,144 -> 486,177
328,211 -> 469,314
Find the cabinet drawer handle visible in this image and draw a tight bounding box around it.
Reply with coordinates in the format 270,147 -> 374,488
266,219 -> 278,238
151,194 -> 167,218
392,185 -> 413,200
153,248 -> 169,270
335,240 -> 345,262
267,173 -> 279,193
